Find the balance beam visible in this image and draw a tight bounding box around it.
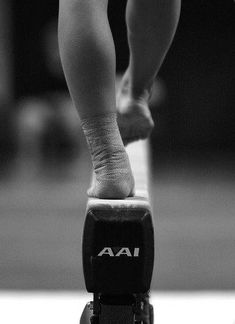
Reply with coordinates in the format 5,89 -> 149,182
81,140 -> 154,324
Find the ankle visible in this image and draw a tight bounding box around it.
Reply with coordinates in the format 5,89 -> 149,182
130,87 -> 152,103
92,144 -> 127,175
120,70 -> 153,102
81,112 -> 124,153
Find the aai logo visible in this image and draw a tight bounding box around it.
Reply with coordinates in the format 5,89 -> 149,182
97,247 -> 140,257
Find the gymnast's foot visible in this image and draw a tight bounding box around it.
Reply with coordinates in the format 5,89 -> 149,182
81,113 -> 135,199
116,71 -> 155,145
87,146 -> 135,199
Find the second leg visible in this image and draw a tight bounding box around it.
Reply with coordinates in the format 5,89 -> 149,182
117,0 -> 181,144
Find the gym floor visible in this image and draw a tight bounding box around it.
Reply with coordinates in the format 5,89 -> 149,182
0,145 -> 234,291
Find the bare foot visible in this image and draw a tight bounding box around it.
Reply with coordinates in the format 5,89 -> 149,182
116,72 -> 155,145
87,146 -> 135,199
81,113 -> 135,199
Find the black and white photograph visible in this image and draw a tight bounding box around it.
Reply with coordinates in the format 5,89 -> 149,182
0,0 -> 234,323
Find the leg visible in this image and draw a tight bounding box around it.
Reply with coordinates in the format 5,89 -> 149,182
117,0 -> 181,144
58,0 -> 134,198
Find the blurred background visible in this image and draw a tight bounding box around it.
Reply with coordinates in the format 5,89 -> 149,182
0,0 -> 234,291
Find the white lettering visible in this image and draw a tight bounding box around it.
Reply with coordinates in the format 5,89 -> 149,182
97,247 -> 140,257
98,247 -> 114,257
134,248 -> 140,257
115,247 -> 132,257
